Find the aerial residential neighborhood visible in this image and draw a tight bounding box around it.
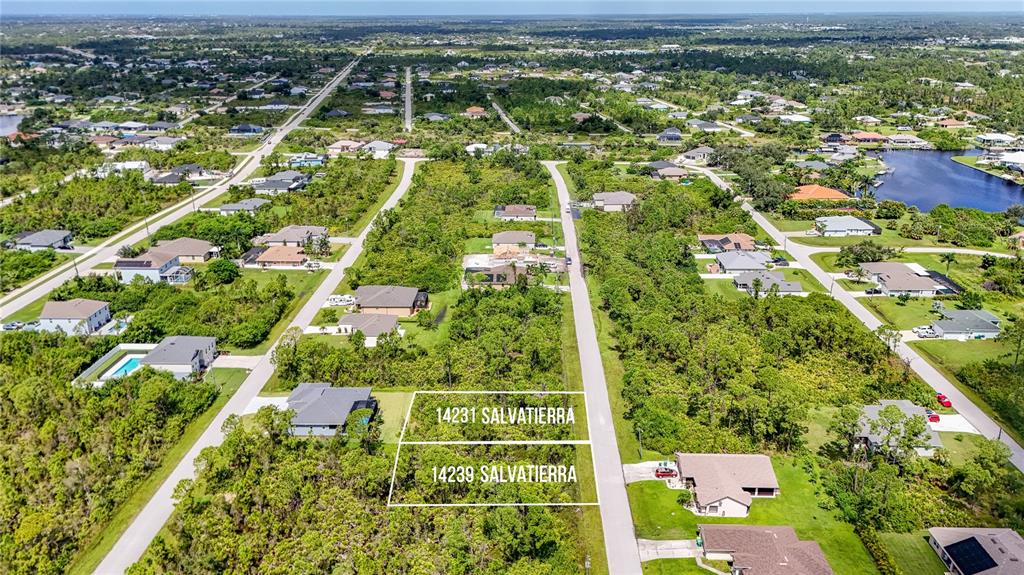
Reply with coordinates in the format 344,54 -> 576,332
1,5 -> 1023,575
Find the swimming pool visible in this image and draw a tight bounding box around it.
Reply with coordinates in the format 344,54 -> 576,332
105,356 -> 143,379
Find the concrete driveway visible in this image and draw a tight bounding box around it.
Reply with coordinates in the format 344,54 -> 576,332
637,539 -> 698,561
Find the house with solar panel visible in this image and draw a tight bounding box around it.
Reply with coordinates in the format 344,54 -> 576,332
928,527 -> 1024,575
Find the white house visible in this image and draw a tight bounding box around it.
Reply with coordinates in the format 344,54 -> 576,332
675,453 -> 779,517
38,298 -> 111,335
139,336 -> 217,379
337,313 -> 403,347
814,215 -> 880,237
932,309 -> 1001,340
592,191 -> 637,212
114,250 -> 192,284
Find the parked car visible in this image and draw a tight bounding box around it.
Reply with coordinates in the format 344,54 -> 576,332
928,413 -> 941,423
654,466 -> 678,478
936,393 -> 952,408
565,256 -> 572,266
865,288 -> 882,295
2,321 -> 24,331
771,257 -> 789,267
22,321 -> 39,331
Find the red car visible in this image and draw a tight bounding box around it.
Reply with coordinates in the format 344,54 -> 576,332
936,393 -> 952,408
654,466 -> 678,479
928,413 -> 941,423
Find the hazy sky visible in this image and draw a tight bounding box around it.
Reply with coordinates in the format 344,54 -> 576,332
5,0 -> 1023,16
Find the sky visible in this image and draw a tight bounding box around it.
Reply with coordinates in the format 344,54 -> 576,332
4,0 -> 1023,16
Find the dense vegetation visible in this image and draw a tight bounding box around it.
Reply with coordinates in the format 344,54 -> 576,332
0,139 -> 103,197
49,272 -> 296,348
129,407 -> 587,574
0,172 -> 192,240
0,248 -> 65,293
0,331 -> 218,575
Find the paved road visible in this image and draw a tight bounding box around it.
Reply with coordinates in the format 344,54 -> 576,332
649,96 -> 754,138
1,59 -> 360,319
544,161 -> 643,574
403,66 -> 413,132
93,157 -> 422,574
489,97 -> 522,134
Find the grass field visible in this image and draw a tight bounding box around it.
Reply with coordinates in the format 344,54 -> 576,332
879,531 -> 946,575
642,559 -> 708,574
66,367 -> 248,575
783,267 -> 826,293
703,278 -> 746,301
939,431 -> 988,466
376,391 -> 413,443
862,297 -> 940,329
627,458 -> 878,575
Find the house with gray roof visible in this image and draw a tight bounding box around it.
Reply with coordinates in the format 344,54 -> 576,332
219,197 -> 271,215
858,400 -> 942,457
928,527 -> 1024,575
252,170 -> 309,195
140,336 -> 216,379
656,127 -> 683,142
354,285 -> 429,316
814,216 -> 880,237
11,229 -> 72,251
494,204 -> 537,221
716,251 -> 773,273
492,231 -> 536,254
286,383 -> 377,436
699,524 -> 833,575
592,191 -> 637,212
337,313 -> 402,346
733,271 -> 803,295
932,309 -> 1001,341
676,453 -> 779,517
253,225 -> 328,247
682,146 -> 715,163
859,262 -> 958,297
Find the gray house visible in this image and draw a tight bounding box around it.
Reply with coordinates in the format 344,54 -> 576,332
682,146 -> 715,163
12,229 -> 73,251
139,336 -> 217,379
252,170 -> 309,195
592,191 -> 637,212
286,383 -> 377,436
716,251 -> 773,273
858,400 -> 942,457
219,197 -> 271,215
733,271 -> 802,295
354,285 -> 429,316
656,127 -> 683,142
928,527 -> 1024,575
932,309 -> 1001,341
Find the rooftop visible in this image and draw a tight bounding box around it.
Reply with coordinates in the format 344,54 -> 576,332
287,383 -> 375,427
676,453 -> 778,508
699,524 -> 833,575
40,298 -> 109,320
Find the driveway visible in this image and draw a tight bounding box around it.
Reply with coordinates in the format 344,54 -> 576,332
637,539 -> 698,561
931,414 -> 980,434
242,395 -> 287,415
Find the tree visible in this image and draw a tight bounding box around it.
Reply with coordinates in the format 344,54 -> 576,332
958,290 -> 984,310
869,404 -> 928,466
118,244 -> 141,258
896,293 -> 912,306
205,258 -> 241,286
939,252 -> 957,275
827,404 -> 865,459
997,316 -> 1024,370
875,324 -> 902,352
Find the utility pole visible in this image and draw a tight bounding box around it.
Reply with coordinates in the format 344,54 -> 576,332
637,426 -> 644,459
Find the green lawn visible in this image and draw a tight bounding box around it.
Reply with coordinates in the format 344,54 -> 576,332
2,292 -> 47,322
804,406 -> 839,453
879,531 -> 946,575
66,367 -> 248,575
376,391 -> 413,443
783,268 -> 826,293
627,458 -> 878,575
464,237 -> 492,253
764,215 -> 813,233
788,218 -> 1016,254
642,559 -> 708,574
939,432 -> 988,467
703,278 -> 745,301
862,297 -> 940,330
837,278 -> 869,291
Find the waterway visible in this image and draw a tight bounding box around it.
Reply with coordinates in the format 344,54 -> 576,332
0,115 -> 23,137
871,149 -> 1023,213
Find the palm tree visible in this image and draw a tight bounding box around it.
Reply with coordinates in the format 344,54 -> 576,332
939,252 -> 957,275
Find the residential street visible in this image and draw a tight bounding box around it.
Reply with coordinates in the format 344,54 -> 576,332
93,157 -> 422,575
489,96 -> 522,133
403,66 -> 413,132
1,58 -> 360,319
544,161 -> 644,574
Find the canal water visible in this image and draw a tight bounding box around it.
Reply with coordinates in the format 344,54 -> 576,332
872,149 -> 1023,213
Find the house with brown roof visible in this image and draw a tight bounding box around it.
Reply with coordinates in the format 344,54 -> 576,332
928,527 -> 1024,575
39,298 -> 111,335
699,524 -> 833,575
151,237 -> 218,263
851,131 -> 886,143
464,106 -> 488,118
858,262 -> 959,297
675,453 -> 779,517
354,285 -> 429,316
937,118 -> 969,128
492,231 -> 536,255
255,245 -> 308,267
790,184 -> 848,201
698,233 -> 757,253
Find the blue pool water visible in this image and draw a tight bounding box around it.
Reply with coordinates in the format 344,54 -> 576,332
111,357 -> 142,378
872,150 -> 1023,212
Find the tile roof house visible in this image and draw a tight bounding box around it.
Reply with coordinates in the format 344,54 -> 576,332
286,383 -> 377,436
858,400 -> 943,457
932,309 -> 1002,340
676,453 -> 779,517
140,335 -> 216,379
592,191 -> 637,212
39,298 -> 111,335
151,237 -> 218,263
790,184 -> 848,201
733,271 -> 803,295
716,251 -> 773,273
255,245 -> 308,267
698,233 -> 756,253
928,527 -> 1024,575
11,229 -> 72,251
354,285 -> 429,316
699,524 -> 833,575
